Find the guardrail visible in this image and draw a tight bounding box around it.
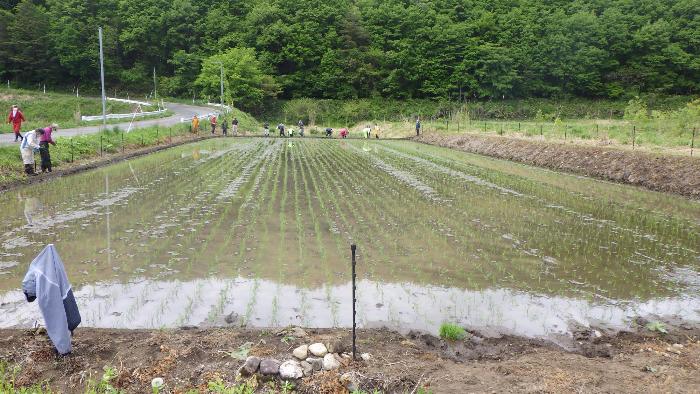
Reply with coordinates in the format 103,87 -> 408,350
107,97 -> 152,106
180,112 -> 218,123
82,108 -> 168,122
206,102 -> 233,112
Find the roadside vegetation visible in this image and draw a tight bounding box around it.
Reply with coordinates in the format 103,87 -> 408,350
0,88 -> 175,132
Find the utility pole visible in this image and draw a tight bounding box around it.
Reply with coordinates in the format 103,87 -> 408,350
98,27 -> 107,129
153,67 -> 157,100
220,65 -> 224,107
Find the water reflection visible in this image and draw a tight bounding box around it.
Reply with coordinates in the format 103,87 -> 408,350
18,192 -> 43,226
1,277 -> 697,339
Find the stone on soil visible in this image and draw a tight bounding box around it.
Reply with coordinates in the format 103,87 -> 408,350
306,357 -> 323,371
259,358 -> 281,375
340,372 -> 360,392
322,353 -> 340,371
279,360 -> 303,379
238,356 -> 260,376
292,344 -> 308,360
326,339 -> 347,354
361,352 -> 372,361
309,343 -> 328,357
300,361 -> 313,377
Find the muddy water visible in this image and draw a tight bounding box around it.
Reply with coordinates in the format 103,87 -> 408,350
1,138 -> 698,338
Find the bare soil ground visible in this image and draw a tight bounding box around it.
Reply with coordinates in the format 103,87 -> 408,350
1,323 -> 698,393
415,133 -> 700,199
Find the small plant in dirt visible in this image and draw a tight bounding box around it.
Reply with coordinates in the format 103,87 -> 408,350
281,380 -> 295,394
227,342 -> 253,361
439,323 -> 468,341
207,378 -> 255,394
86,366 -> 123,394
645,321 -> 668,334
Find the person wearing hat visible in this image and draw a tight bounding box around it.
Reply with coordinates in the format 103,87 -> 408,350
39,124 -> 58,173
7,105 -> 26,142
19,128 -> 43,176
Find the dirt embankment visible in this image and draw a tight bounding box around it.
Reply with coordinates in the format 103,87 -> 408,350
1,325 -> 698,393
415,133 -> 700,199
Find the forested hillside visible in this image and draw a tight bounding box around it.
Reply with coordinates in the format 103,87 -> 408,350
0,0 -> 698,109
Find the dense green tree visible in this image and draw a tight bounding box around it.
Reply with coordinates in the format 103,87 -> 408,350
195,47 -> 278,110
4,0 -> 57,84
0,0 -> 697,101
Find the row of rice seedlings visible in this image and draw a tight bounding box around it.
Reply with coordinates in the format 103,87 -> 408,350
123,141 -> 262,280
329,141 -> 467,286
102,154 -> 230,279
289,142 -> 312,325
392,140 -> 699,252
382,143 -> 684,300
319,142 -> 430,284
294,143 -> 331,326
241,141 -> 285,326
197,142 -> 274,276
294,142 -> 356,326
94,142 -> 264,326
195,141 -> 282,325
372,143 -> 552,290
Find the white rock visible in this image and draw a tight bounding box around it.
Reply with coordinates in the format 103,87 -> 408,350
279,360 -> 303,380
309,343 -> 328,357
360,352 -> 372,361
293,344 -> 308,360
322,353 -> 340,370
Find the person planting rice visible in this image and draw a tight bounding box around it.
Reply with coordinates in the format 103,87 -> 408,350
191,115 -> 199,133
278,123 -> 285,137
7,105 -> 25,142
340,128 -> 349,138
39,124 -> 58,173
222,119 -> 228,136
263,122 -> 270,136
289,128 -> 295,137
363,125 -> 371,138
416,118 -> 421,136
374,123 -> 381,139
325,127 -> 333,137
210,115 -> 217,134
232,117 -> 239,135
19,128 -> 43,176
298,120 -> 304,136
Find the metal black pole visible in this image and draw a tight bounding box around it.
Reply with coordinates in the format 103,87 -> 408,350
632,125 -> 636,149
351,244 -> 357,361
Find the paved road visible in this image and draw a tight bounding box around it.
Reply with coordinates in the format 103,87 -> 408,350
0,102 -> 217,146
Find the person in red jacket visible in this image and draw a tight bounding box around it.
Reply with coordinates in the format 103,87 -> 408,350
8,105 -> 26,142
210,115 -> 217,134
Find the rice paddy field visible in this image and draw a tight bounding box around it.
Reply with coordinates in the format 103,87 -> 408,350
0,138 -> 698,340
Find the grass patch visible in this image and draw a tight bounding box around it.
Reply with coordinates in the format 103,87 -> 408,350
439,323 -> 468,341
1,88 -> 136,131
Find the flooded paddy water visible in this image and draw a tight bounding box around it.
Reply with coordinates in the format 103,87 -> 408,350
1,138 -> 698,340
